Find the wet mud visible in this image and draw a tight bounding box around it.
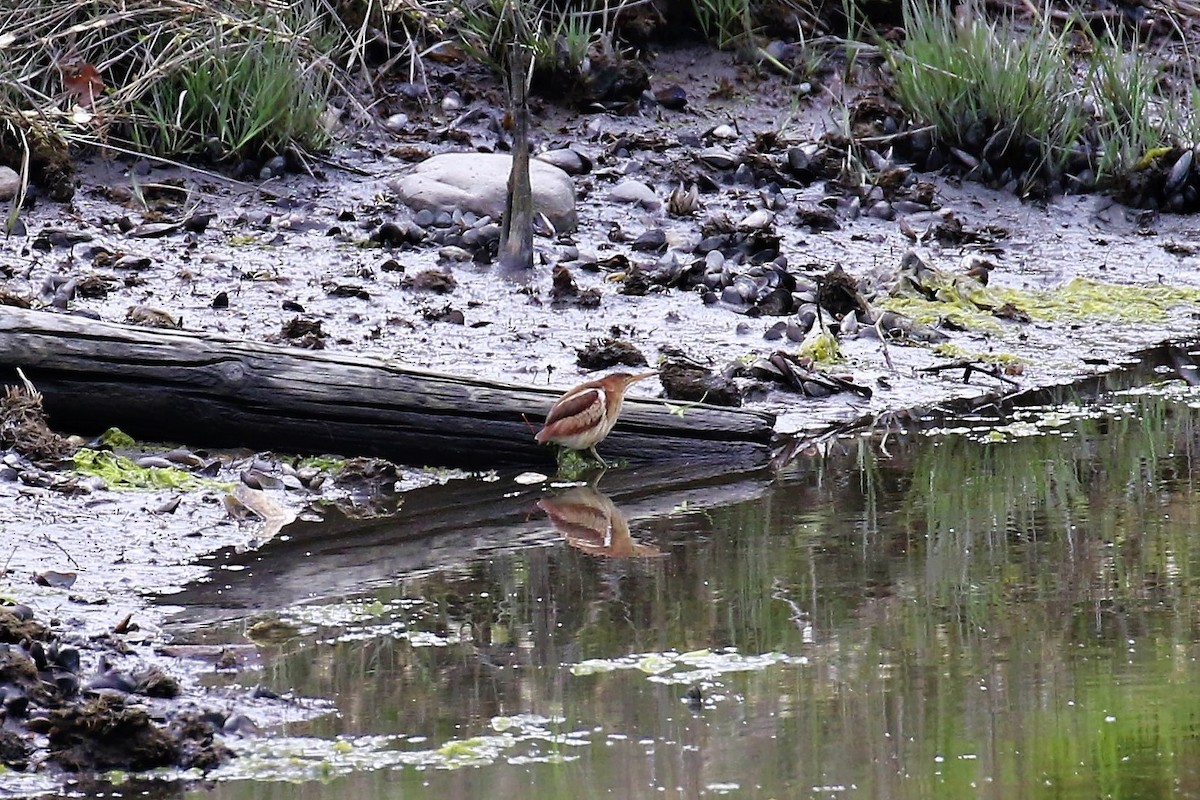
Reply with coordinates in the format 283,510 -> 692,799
3,43 -> 1200,796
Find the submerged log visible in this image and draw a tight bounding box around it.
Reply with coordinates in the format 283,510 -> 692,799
0,307 -> 775,467
168,460 -> 773,622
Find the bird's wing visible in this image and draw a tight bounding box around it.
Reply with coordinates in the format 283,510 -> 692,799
537,387 -> 604,442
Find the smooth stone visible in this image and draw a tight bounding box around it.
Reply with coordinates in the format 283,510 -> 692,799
609,180 -> 661,210
476,223 -> 502,242
0,166 -> 19,201
867,201 -> 894,220
390,153 -> 577,232
738,209 -> 775,231
536,148 -> 591,175
698,147 -> 739,170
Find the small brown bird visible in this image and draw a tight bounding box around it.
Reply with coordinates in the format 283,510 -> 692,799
535,371 -> 658,466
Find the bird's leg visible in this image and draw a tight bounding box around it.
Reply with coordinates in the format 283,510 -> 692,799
588,446 -> 608,468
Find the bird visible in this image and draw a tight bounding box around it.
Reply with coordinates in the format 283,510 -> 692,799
534,371 -> 658,466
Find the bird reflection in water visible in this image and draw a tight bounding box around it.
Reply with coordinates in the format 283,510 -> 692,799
537,486 -> 664,558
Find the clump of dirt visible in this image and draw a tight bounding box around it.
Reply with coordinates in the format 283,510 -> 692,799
0,604 -> 233,775
0,108 -> 75,201
0,380 -> 75,464
576,336 -> 648,370
268,317 -> 327,349
659,352 -> 743,407
48,696 -> 182,771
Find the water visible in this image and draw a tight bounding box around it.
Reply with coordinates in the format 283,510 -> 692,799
168,379 -> 1200,799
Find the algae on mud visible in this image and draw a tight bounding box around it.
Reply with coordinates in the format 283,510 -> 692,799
883,276 -> 1200,332
72,448 -> 218,491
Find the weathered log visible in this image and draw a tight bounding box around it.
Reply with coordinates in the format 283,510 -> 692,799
0,307 -> 775,467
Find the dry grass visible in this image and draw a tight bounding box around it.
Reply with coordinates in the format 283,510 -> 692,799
0,0 -> 361,161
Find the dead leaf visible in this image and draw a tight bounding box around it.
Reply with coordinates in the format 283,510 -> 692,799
61,60 -> 104,109
227,485 -> 296,547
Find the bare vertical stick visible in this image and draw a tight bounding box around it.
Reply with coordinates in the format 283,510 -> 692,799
499,28 -> 533,270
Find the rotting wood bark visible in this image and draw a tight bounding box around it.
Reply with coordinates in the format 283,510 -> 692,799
0,307 -> 775,468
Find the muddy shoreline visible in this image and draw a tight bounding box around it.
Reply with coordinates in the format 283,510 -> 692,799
4,43 -> 1200,794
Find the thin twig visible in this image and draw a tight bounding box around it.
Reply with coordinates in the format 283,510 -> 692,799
40,534 -> 80,569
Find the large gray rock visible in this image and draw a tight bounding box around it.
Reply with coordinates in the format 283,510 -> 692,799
0,166 -> 21,202
390,153 -> 577,232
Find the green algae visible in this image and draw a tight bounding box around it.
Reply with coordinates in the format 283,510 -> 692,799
883,277 -> 1200,335
211,715 -> 585,782
880,296 -> 1003,333
992,277 -> 1200,323
72,448 -> 214,491
931,343 -> 1026,367
569,647 -> 808,685
797,326 -> 843,364
95,427 -> 137,449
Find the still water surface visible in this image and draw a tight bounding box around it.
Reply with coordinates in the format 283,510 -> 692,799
179,380 -> 1200,799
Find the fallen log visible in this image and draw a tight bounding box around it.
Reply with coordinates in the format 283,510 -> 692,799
0,307 -> 775,468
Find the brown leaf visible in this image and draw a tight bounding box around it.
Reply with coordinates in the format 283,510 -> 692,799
61,61 -> 104,109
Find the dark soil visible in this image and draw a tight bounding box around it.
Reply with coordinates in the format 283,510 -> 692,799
0,606 -> 231,774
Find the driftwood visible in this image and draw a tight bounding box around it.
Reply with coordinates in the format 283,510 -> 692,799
166,460 -> 774,624
0,307 -> 775,467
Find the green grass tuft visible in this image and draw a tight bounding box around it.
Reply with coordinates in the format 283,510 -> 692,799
884,0 -> 1087,178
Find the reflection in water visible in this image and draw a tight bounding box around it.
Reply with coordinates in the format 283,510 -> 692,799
538,486 -> 664,558
179,382 -> 1200,800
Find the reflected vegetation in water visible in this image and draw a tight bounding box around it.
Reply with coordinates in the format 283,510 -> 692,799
181,378 -> 1200,800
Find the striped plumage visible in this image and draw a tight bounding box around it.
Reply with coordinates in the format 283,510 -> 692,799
535,371 -> 657,465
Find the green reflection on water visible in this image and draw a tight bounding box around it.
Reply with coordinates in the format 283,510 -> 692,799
194,383 -> 1200,800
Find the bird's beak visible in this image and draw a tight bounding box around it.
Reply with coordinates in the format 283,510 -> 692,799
628,370 -> 658,383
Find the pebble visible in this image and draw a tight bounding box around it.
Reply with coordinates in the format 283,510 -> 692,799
537,149 -> 592,175
699,148 -> 739,170
891,200 -> 931,215
438,246 -> 473,263
866,201 -> 894,220
259,155 -> 287,180
609,180 -> 661,210
738,209 -> 775,231
632,228 -> 667,252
